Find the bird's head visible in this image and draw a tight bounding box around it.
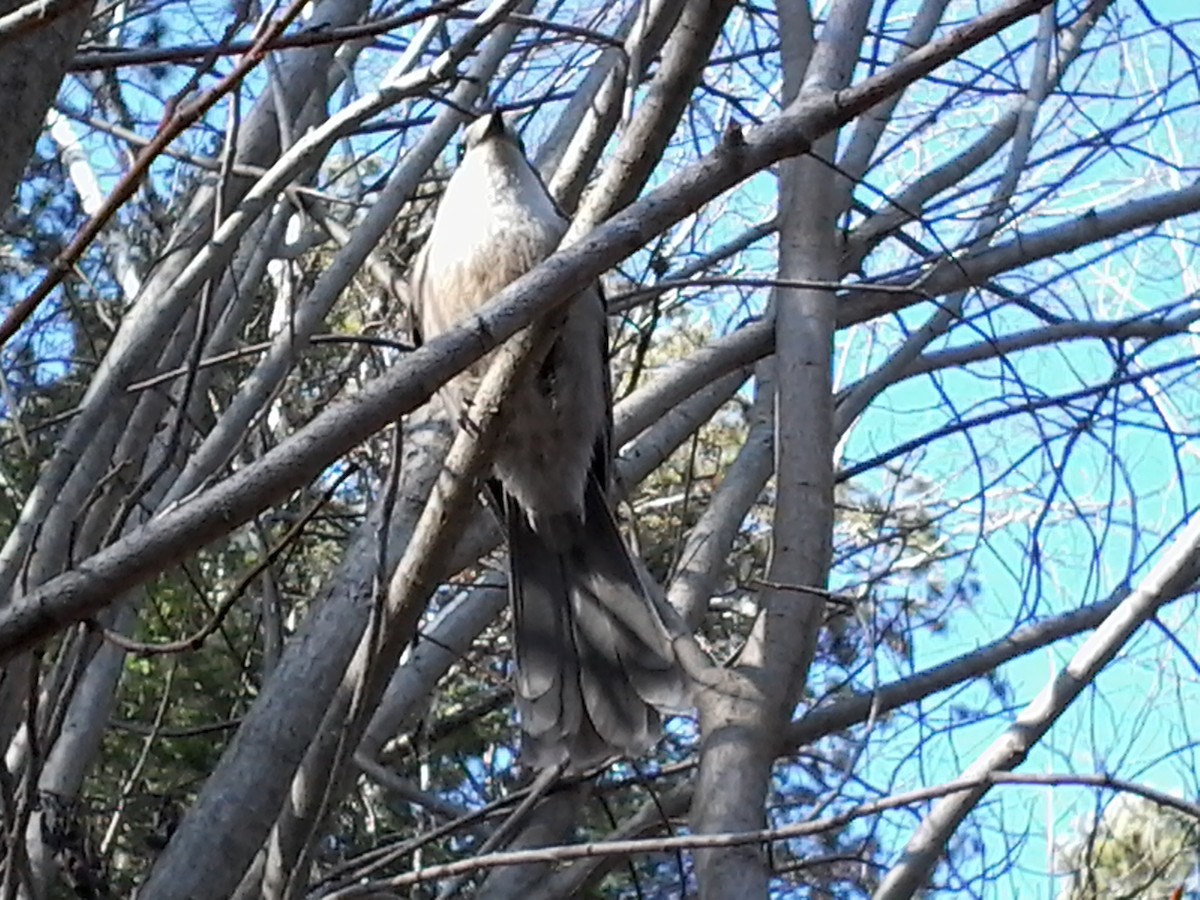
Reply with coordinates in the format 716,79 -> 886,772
444,109 -> 559,222
463,110 -> 526,155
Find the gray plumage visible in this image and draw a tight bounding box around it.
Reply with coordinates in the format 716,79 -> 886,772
410,112 -> 684,772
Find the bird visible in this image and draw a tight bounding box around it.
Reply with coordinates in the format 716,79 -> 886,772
408,111 -> 685,772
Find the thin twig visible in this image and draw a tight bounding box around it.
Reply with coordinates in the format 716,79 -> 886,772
326,771 -> 1200,894
0,0 -> 91,41
434,763 -> 567,899
0,0 -> 310,349
91,466 -> 357,656
69,0 -> 472,71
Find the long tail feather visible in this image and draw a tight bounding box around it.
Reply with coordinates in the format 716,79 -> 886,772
507,478 -> 685,772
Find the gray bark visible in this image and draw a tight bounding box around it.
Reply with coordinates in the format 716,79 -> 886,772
690,0 -> 866,893
874,512 -> 1200,898
0,0 -> 1067,663
0,0 -> 94,209
539,0 -> 686,207
136,408 -> 451,899
0,0 -> 375,599
0,5 -> 1077,894
669,366 -> 773,629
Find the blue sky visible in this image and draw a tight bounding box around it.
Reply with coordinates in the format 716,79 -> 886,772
7,0 -> 1200,895
824,1 -> 1200,891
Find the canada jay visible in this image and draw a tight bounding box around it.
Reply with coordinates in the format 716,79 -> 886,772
409,112 -> 684,772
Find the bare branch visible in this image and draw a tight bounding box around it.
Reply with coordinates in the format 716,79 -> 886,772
875,512 -> 1200,898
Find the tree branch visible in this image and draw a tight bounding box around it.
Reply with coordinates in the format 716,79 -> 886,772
874,510 -> 1200,898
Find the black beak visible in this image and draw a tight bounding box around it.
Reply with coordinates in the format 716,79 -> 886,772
484,110 -> 506,139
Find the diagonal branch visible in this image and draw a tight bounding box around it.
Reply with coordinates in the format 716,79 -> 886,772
320,770 -> 1200,895
0,0 -> 311,348
873,510 -> 1200,899
145,325 -> 550,900
0,0 -> 1056,660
